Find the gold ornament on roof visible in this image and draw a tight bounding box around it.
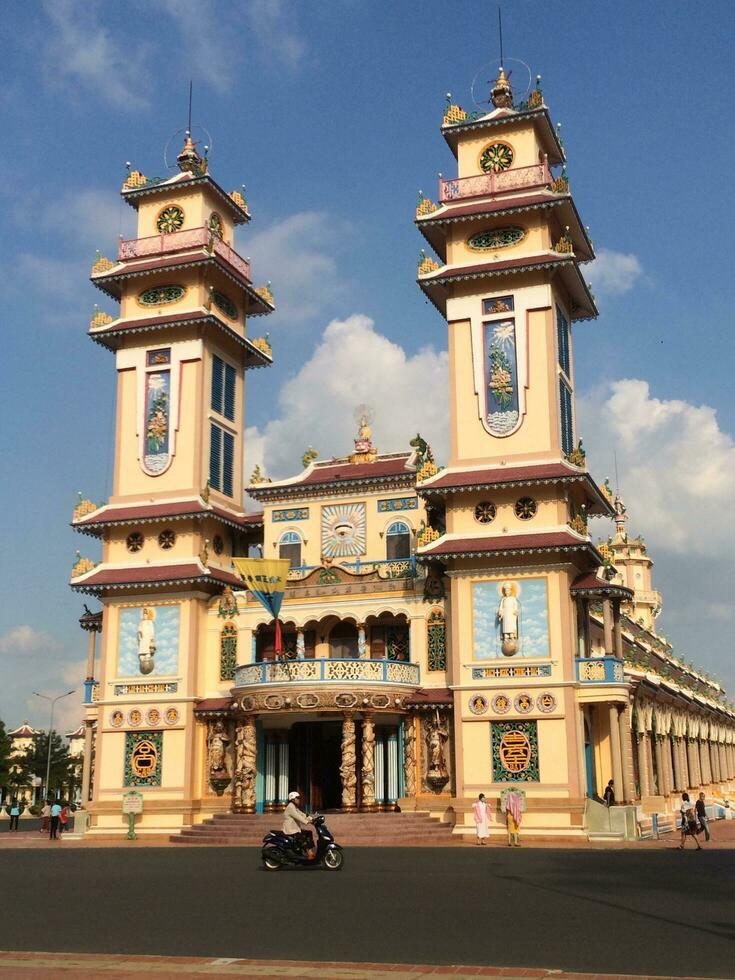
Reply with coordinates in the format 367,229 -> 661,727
600,479 -> 613,503
350,413 -> 378,464
255,283 -> 274,306
251,336 -> 272,357
417,521 -> 440,548
416,191 -> 438,218
551,171 -> 569,194
250,464 -> 267,485
598,541 -> 613,565
568,514 -> 588,536
72,552 -> 97,578
90,305 -> 113,329
91,251 -> 115,276
123,168 -> 147,190
417,250 -> 440,276
554,226 -> 574,254
72,492 -> 98,522
565,439 -> 586,468
527,90 -> 543,110
442,93 -> 467,126
302,446 -> 318,469
177,131 -> 208,176
490,67 -> 514,109
229,188 -> 248,211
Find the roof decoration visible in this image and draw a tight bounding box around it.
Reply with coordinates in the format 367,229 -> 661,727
177,131 -> 208,176
90,306 -> 113,328
550,169 -> 569,194
490,66 -> 513,109
73,493 -> 98,523
250,336 -> 272,358
72,552 -> 97,578
123,167 -> 148,190
250,464 -> 270,485
417,521 -> 441,548
554,226 -> 574,254
8,722 -> 40,738
416,191 -> 438,218
564,440 -> 586,468
410,433 -> 439,481
418,250 -> 440,276
350,414 -> 378,464
229,187 -> 248,210
302,446 -> 319,469
255,282 -> 274,306
91,251 -> 115,276
443,93 -> 468,126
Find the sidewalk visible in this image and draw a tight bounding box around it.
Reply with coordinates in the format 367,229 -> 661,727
0,952 -> 727,979
2,819 -> 734,849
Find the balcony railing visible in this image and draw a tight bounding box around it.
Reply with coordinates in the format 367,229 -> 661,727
235,658 -> 420,688
439,161 -> 551,203
118,227 -> 251,281
576,657 -> 626,685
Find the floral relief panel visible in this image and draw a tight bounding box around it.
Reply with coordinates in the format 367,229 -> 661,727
118,605 -> 180,677
485,318 -> 519,435
472,578 -> 549,660
144,368 -> 171,473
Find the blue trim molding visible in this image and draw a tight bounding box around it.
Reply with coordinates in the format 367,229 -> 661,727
378,497 -> 418,512
273,507 -> 309,522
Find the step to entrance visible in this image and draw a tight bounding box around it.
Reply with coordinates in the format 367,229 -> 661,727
170,811 -> 458,846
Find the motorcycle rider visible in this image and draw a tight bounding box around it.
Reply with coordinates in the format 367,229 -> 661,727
282,791 -> 315,859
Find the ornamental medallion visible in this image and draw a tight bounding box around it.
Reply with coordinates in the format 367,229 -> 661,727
125,730 -> 162,786
321,503 -> 366,558
156,205 -> 184,233
536,692 -> 557,713
139,285 -> 185,307
514,693 -> 533,714
468,227 -> 525,251
469,694 -> 489,715
491,721 -> 539,782
479,142 -> 514,173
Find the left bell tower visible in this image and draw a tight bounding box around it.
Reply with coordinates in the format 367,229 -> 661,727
70,132 -> 273,835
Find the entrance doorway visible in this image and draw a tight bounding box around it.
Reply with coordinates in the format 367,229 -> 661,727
584,718 -> 596,798
289,722 -> 343,811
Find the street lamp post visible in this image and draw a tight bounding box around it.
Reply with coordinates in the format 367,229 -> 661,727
33,690 -> 75,802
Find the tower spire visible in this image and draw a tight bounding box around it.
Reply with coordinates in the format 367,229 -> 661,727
490,8 -> 513,108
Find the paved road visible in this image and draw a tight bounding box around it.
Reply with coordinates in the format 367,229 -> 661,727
0,847 -> 733,977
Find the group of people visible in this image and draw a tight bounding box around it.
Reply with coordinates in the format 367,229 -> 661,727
41,800 -> 71,839
679,792 -> 711,850
472,791 -> 523,846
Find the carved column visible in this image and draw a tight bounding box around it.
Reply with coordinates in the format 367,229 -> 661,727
686,738 -> 699,788
612,599 -> 624,660
386,729 -> 399,808
653,736 -> 665,796
608,704 -> 624,803
295,629 -> 305,660
576,598 -> 590,658
360,713 -> 377,811
277,732 -> 289,807
718,742 -> 727,783
710,740 -> 720,784
679,737 -> 690,789
234,715 -> 257,813
619,705 -> 635,803
403,714 -> 416,798
637,733 -> 650,798
671,736 -> 683,791
602,599 -> 614,656
699,738 -> 710,785
339,712 -> 357,812
264,733 -> 276,811
80,719 -> 94,808
374,730 -> 386,807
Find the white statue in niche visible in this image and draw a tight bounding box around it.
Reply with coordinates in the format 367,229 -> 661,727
137,607 -> 157,674
497,582 -> 521,656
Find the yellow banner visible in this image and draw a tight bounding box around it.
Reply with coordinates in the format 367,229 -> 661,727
232,558 -> 290,600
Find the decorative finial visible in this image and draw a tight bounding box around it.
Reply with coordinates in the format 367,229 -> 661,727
490,65 -> 514,109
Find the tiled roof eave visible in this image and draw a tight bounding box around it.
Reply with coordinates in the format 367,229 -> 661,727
417,540 -> 600,561
91,254 -> 274,317
121,174 -> 251,224
72,508 -> 264,537
249,472 -> 417,502
88,312 -> 272,365
70,569 -> 240,596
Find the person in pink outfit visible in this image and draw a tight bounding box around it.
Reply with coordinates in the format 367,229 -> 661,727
472,793 -> 491,845
504,790 -> 523,847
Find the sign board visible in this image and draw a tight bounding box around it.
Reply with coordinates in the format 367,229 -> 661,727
122,791 -> 144,814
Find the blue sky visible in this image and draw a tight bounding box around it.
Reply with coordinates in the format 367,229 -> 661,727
1,0 -> 733,731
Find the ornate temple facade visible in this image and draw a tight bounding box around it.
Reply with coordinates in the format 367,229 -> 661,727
70,76 -> 735,838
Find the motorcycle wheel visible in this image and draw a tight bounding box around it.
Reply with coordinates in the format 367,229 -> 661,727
262,847 -> 282,871
323,849 -> 343,871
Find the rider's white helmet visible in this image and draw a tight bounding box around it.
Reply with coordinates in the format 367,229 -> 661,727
288,791 -> 300,801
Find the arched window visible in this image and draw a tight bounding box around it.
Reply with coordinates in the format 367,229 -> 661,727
386,520 -> 411,560
220,622 -> 237,681
278,531 -> 302,568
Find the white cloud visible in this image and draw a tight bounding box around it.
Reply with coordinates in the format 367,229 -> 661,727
39,189 -> 135,251
42,0 -> 151,109
586,247 -> 643,296
245,0 -> 307,69
578,379 -> 735,556
242,212 -> 349,323
158,0 -> 239,93
245,314 -> 448,483
0,626 -> 58,656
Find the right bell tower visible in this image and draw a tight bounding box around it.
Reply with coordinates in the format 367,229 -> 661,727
414,67 -> 626,832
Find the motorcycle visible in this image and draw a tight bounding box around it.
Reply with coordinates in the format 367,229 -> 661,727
261,813 -> 344,871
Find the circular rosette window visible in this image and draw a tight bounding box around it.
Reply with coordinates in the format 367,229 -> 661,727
468,227 -> 525,251
156,205 -> 184,233
138,285 -> 185,307
474,501 -> 497,525
479,142 -> 514,173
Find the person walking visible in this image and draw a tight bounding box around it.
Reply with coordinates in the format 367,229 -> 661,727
603,779 -> 615,806
40,801 -> 51,835
504,790 -> 523,847
696,792 -> 711,842
8,798 -> 21,832
472,793 -> 491,845
678,792 -> 701,850
49,800 -> 62,840
59,803 -> 69,836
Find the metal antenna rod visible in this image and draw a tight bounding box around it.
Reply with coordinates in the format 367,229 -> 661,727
498,6 -> 504,68
188,80 -> 193,132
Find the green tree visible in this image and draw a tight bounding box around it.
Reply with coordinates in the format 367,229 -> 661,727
0,719 -> 12,791
15,732 -> 74,799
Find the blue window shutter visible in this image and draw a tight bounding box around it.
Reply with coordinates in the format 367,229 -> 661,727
209,423 -> 222,490
559,379 -> 574,455
222,431 -> 234,497
224,363 -> 236,421
211,356 -> 224,414
556,308 -> 570,377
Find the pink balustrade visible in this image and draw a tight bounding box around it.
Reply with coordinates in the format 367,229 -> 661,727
118,227 -> 251,281
439,161 -> 551,203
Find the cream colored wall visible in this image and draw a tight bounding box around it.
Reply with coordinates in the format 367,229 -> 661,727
103,521 -> 198,564
456,122 -> 540,177
446,213 -> 549,266
445,486 -> 569,536
262,490 -> 427,567
136,186 -> 235,243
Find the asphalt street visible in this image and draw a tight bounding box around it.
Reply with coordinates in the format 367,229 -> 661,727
0,847 -> 733,977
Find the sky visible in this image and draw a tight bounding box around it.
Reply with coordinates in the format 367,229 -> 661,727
0,0 -> 733,733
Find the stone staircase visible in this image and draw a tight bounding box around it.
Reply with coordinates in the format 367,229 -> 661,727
171,811 -> 459,846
